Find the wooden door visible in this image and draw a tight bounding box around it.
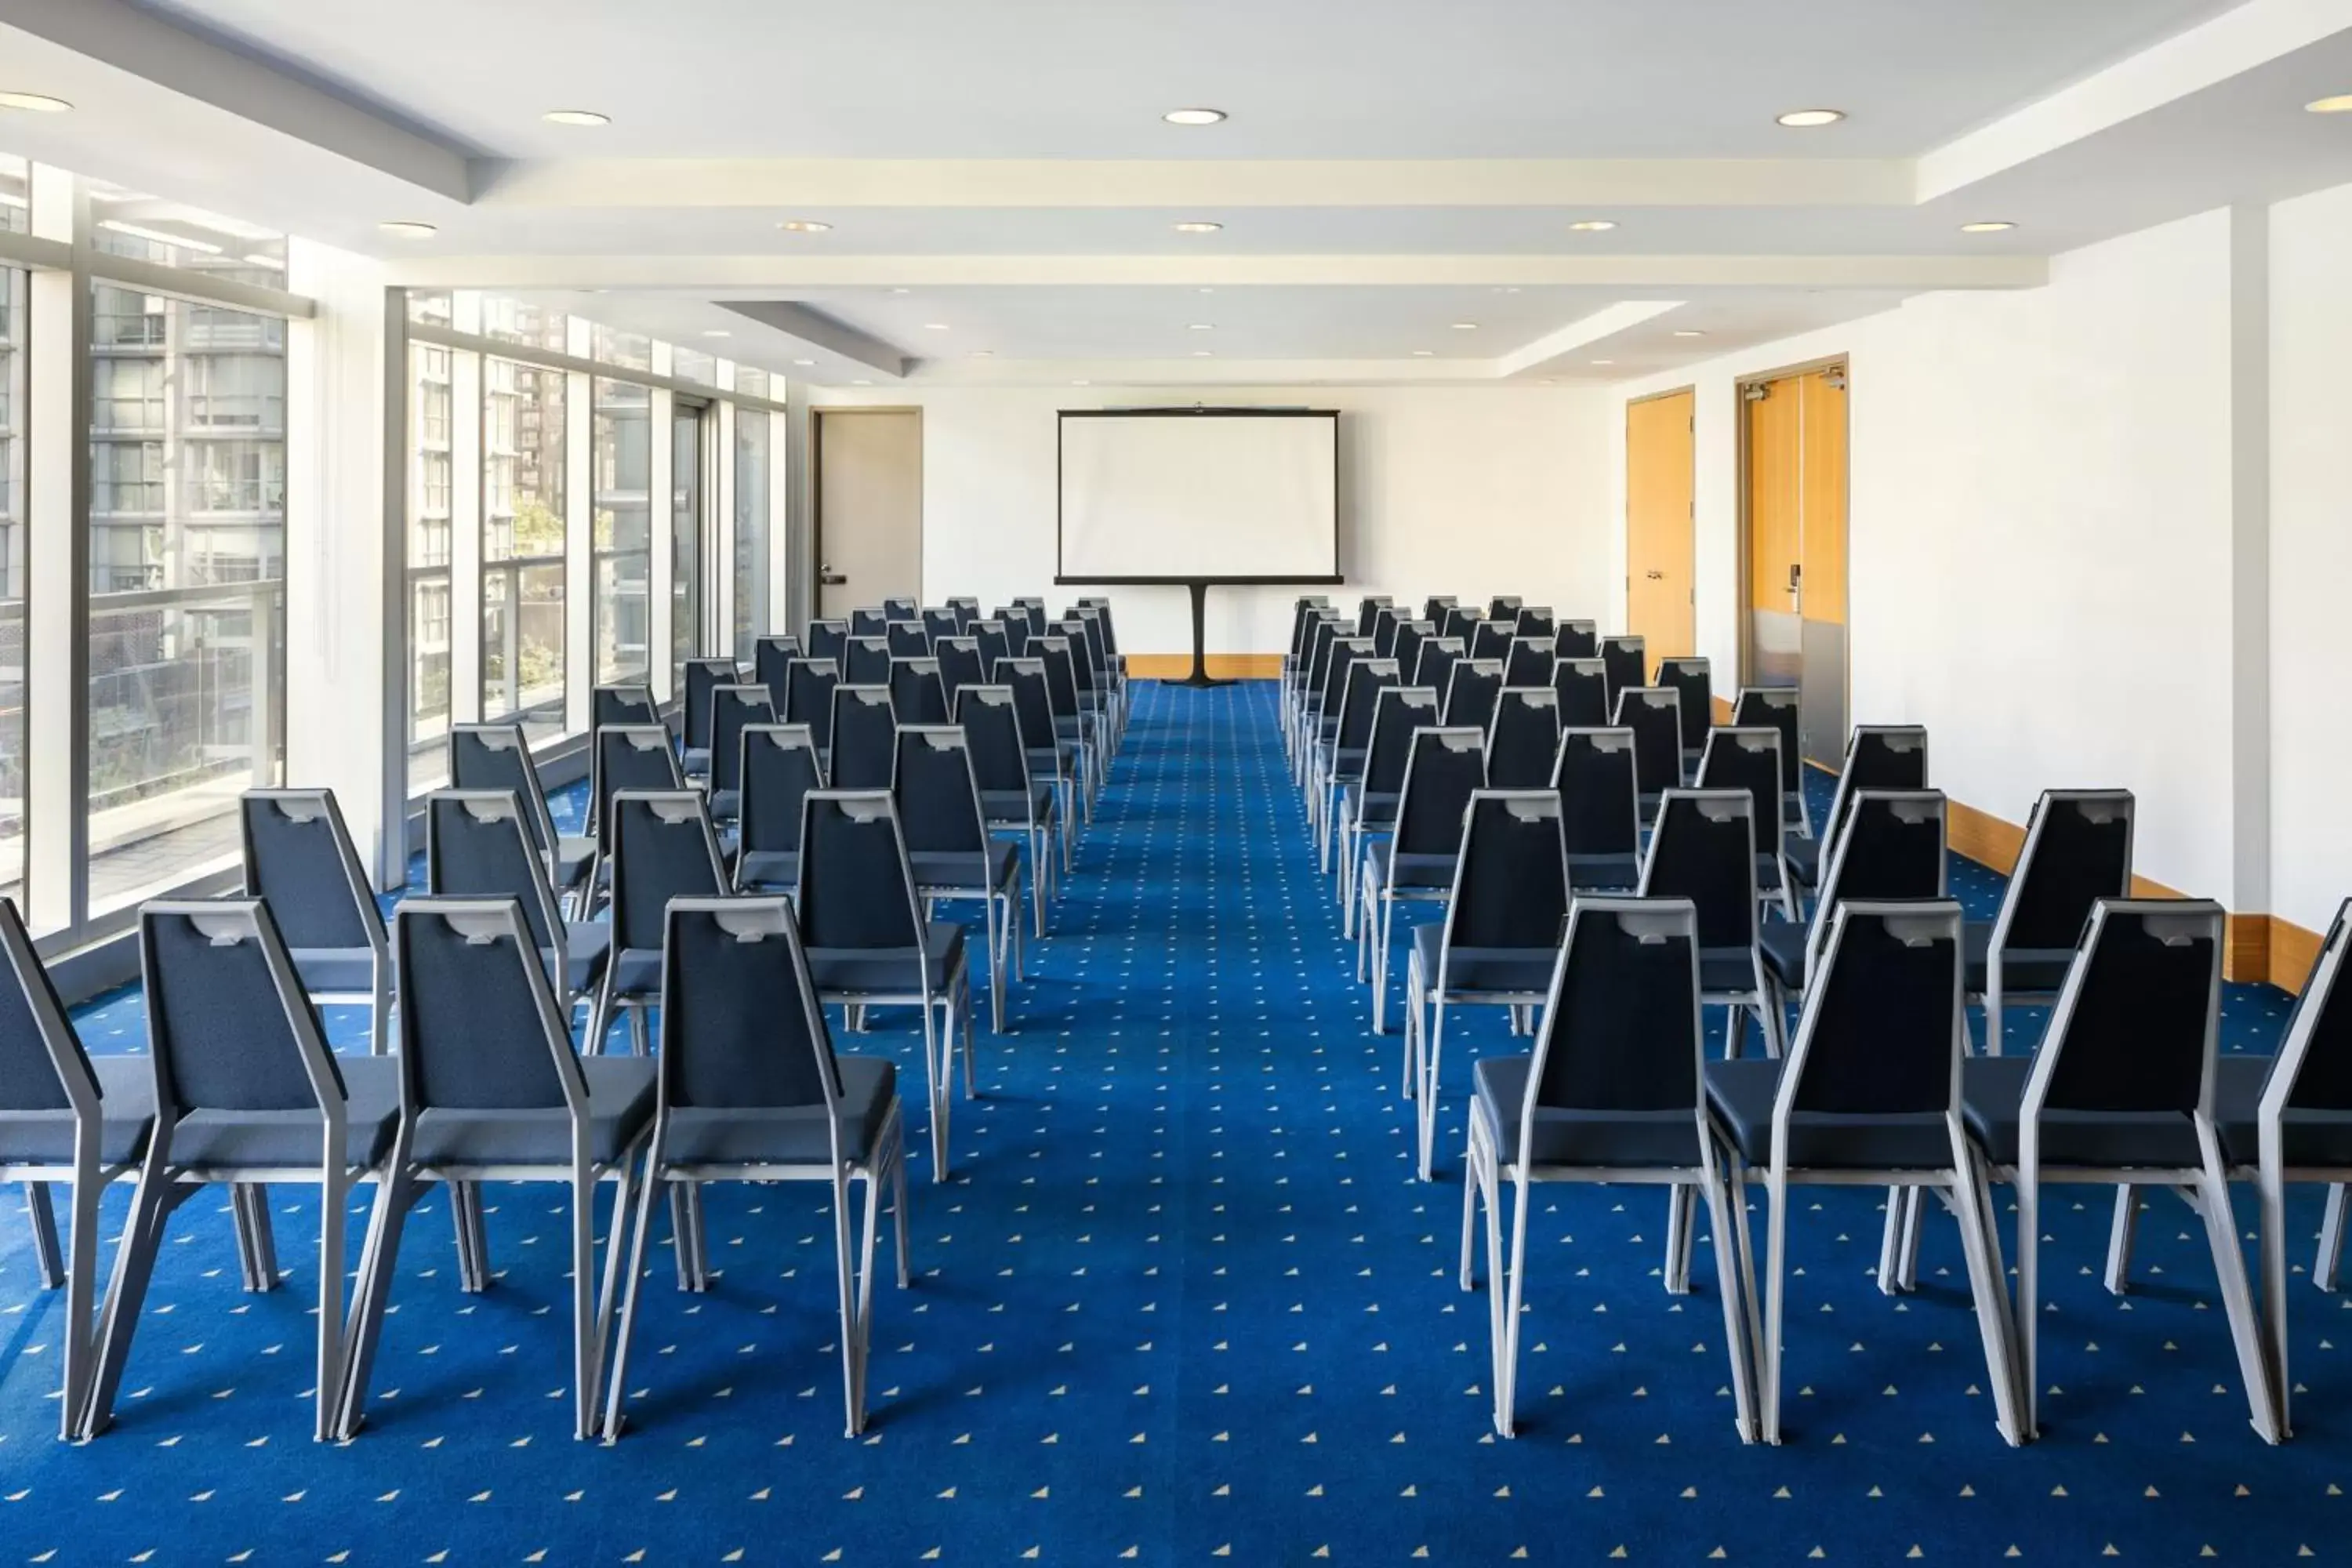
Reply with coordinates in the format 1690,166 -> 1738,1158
815,408 -> 922,620
1625,390 -> 1695,666
1741,364 -> 1847,768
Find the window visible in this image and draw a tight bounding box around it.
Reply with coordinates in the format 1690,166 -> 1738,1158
593,324 -> 652,372
0,268 -> 24,906
406,345 -> 455,794
481,358 -> 565,742
84,286 -> 286,917
407,290 -> 453,328
482,296 -> 568,352
736,367 -> 770,399
85,180 -> 287,280
671,347 -> 717,387
593,378 -> 652,686
734,407 -> 771,662
0,154 -> 24,235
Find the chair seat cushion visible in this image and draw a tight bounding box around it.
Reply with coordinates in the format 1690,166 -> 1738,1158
612,946 -> 663,999
1328,747 -> 1367,782
909,840 -> 1019,896
708,789 -> 741,822
2210,1054 -> 2352,1169
1410,926 -> 1555,997
555,838 -> 596,892
290,947 -> 378,996
682,746 -> 712,776
657,1057 -> 898,1167
1363,841 -> 1455,890
1962,922 -> 2076,997
0,1055 -> 157,1167
166,1055 -> 402,1173
1757,920 -> 1810,990
408,1058 -> 657,1169
807,924 -> 968,998
1344,789 -> 1399,830
1704,1058 -> 1957,1171
1755,855 -> 1784,893
735,848 -> 800,892
1473,1054 -> 1703,1168
559,922 -> 611,995
1960,1055 -> 2205,1169
980,785 -> 1056,825
1698,950 -> 1761,996
1568,853 -> 1641,892
1026,746 -> 1078,779
1784,834 -> 1820,887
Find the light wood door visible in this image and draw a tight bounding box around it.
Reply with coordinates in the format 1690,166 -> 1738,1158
1625,390 -> 1696,663
1741,364 -> 1847,767
815,408 -> 922,620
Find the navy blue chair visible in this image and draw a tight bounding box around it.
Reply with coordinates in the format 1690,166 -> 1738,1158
807,619 -> 849,670
1552,727 -> 1642,894
1640,789 -> 1775,1058
997,612 -> 1033,659
1411,636 -> 1465,702
1613,685 -> 1685,820
1440,605 -> 1481,646
752,635 -> 802,703
706,683 -> 777,822
1011,596 -> 1048,636
829,684 -> 898,790
1513,605 -> 1555,640
453,723 -> 597,914
895,726 -> 1022,1033
920,607 -> 960,648
1485,685 -> 1561,790
1657,656 -> 1713,765
1501,637 -> 1554,688
83,900 -> 402,1442
734,724 -> 826,895
996,657 -> 1080,864
592,724 -> 688,856
609,898 -> 909,1439
946,595 -> 982,632
1442,657 -> 1504,735
973,621 -> 1013,681
1289,618 -> 1349,775
957,684 -> 1058,931
935,637 -> 985,713
1336,685 -> 1439,927
1468,619 -> 1515,662
1356,593 -> 1392,637
1704,899 -> 2025,1447
241,788 -> 390,1053
1408,789 -> 1571,1179
1696,725 -> 1798,920
885,620 -> 930,660
681,658 -> 739,772
1315,656 -> 1401,869
336,897 -> 655,1443
880,596 -> 919,623
1486,594 -> 1522,621
1966,789 -> 2133,1054
0,897 -> 153,1439
848,608 -> 890,639
1599,635 -> 1646,709
1359,728 -> 1486,1038
1784,725 -> 1929,906
797,791 -> 974,1178
1757,789 -> 1947,1022
585,791 -> 728,1055
1551,657 -> 1608,728
1460,895 -> 1756,1441
782,657 -> 842,756
593,684 -> 659,731
1034,636 -> 1101,815
1388,621 -> 1435,695
844,635 -> 893,687
1732,687 -> 1809,841
425,789 -> 610,1009
1555,620 -> 1599,662
888,657 -> 950,725
1422,594 -> 1457,626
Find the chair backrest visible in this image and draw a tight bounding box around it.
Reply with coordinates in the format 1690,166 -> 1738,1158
142,899 -> 342,1117
1085,599 -> 1121,656
1657,657 -> 1712,752
921,608 -> 961,647
1286,597 -> 1330,667
1334,658 -> 1400,752
1389,621 -> 1433,687
659,898 -> 840,1122
607,789 -> 728,956
881,596 -> 919,622
1443,658 -> 1504,733
683,658 -> 739,750
449,721 -> 562,862
1821,725 -> 1930,852
1695,727 -> 1786,858
1468,620 -> 1514,662
1422,594 -> 1457,626
1370,604 -> 1403,658
1411,636 -> 1464,696
974,621 -> 1013,674
782,657 -> 842,746
424,790 -> 565,956
956,684 -> 1034,794
995,659 -> 1057,755
1613,686 -> 1683,797
886,620 -> 931,659
1779,900 -> 1966,1133
2266,899 -> 2352,1123
0,897 -> 100,1119
1051,621 -> 1100,695
1036,636 -> 1084,718
1501,637 -> 1554,688
239,788 -> 382,955
1555,620 -> 1599,662
848,608 -> 888,638
1392,728 -> 1487,857
1442,789 -> 1570,953
593,684 -> 659,729
844,635 -> 894,685
710,683 -> 777,795
797,790 -> 926,952
1440,605 -> 1482,646
1356,595 -> 1392,638
1363,687 -> 1440,796
1486,594 -> 1523,620
594,724 -> 688,842
936,637 -> 985,710
1013,595 -> 1049,635
829,684 -> 898,789
1301,617 -> 1346,704
1070,610 -> 1112,684
2034,899 -> 2223,1122
889,657 -> 950,724
946,595 -> 983,632
1552,728 -> 1641,858
1599,635 -> 1646,705
1486,686 -> 1563,789
737,724 -> 826,857
1317,637 -> 1370,725
1514,606 -> 1555,640
1639,789 -> 1759,956
894,725 -> 988,855
1993,789 -> 2135,958
807,619 -> 849,669
392,898 -> 579,1120
1000,613 -> 1033,659
1551,656 -> 1609,728
1520,897 -> 1703,1144
752,636 -> 802,700
1806,789 -> 1948,982
1731,687 -> 1803,793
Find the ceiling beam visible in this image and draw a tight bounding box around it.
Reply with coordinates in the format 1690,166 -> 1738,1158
716,300 -> 909,379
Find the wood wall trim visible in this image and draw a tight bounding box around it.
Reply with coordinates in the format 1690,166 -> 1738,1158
1126,653 -> 1284,680
2270,916 -> 2324,996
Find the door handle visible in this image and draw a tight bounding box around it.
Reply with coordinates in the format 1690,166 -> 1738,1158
1646,569 -> 1664,580
819,563 -> 848,586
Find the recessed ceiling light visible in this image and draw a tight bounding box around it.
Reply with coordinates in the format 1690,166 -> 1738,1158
2306,94 -> 2352,113
0,92 -> 71,113
1672,329 -> 1706,338
852,379 -> 873,387
793,358 -> 816,367
542,109 -> 610,126
1567,220 -> 1617,232
379,221 -> 438,239
1591,359 -> 1615,365
778,219 -> 833,233
1411,350 -> 1436,358
1072,379 -> 1092,387
701,329 -> 731,338
1538,378 -> 1558,385
969,349 -> 993,358
1173,220 -> 1224,234
1192,350 -> 1213,357
1188,322 -> 1214,331
924,322 -> 951,331
1958,220 -> 2016,233
1163,108 -> 1227,126
1451,321 -> 1479,331
1776,108 -> 1845,128
888,287 -> 912,295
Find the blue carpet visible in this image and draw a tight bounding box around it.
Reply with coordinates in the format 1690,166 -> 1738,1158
3,681 -> 2343,1565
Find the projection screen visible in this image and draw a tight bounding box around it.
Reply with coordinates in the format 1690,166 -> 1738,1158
1057,408 -> 1341,583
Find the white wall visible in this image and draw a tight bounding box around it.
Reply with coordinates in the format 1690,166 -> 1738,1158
1610,209 -> 2255,908
807,383 -> 1610,655
2268,182 -> 2352,938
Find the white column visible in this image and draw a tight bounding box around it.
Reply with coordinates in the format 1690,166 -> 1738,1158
447,347 -> 483,724
23,165 -> 86,934
2226,203 -> 2272,972
713,398 -> 739,659
768,407 -> 791,639
648,383 -> 676,700
564,367 -> 592,735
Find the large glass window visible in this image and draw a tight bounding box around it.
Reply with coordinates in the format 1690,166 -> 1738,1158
734,406 -> 771,662
406,343 -> 454,793
0,268 -> 24,905
86,180 -> 286,281
592,377 -> 651,687
0,154 -> 25,234
481,358 -> 566,742
85,286 -> 286,916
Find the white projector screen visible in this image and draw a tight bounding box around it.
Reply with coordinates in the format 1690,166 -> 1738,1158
1057,409 -> 1340,583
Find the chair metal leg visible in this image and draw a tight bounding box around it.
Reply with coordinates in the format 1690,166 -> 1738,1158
2193,1123 -> 2283,1443
312,1173 -> 352,1443
236,1183 -> 281,1292
1416,999 -> 1448,1181
1877,1187 -> 1911,1298
569,1162 -> 601,1441
921,1000 -> 949,1179
2016,1167 -> 2042,1439
1760,1167 -> 1791,1444
1490,1166 -> 1530,1437
24,1181 -> 64,1289
334,1156 -> 423,1441
2316,1183 -> 2347,1291
983,891 -> 1004,1036
1948,1142 -> 2027,1447
602,1161 -> 662,1445
1457,1126 -> 1483,1293
587,1159 -> 641,1442
2103,1185 -> 2140,1297
1664,1181 -> 1697,1295
54,1159 -> 103,1442
670,1181 -> 707,1292
2259,1152 -> 2293,1439
82,1154 -> 181,1439
1698,1142 -> 1761,1443
627,1003 -> 651,1058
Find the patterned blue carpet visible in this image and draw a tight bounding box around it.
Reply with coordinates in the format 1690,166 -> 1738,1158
3,681 -> 2343,1565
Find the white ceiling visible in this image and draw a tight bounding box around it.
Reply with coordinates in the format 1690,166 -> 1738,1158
4,0 -> 2349,383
